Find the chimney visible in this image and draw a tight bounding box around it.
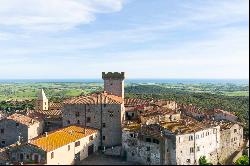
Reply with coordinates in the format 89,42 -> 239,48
45,132 -> 48,137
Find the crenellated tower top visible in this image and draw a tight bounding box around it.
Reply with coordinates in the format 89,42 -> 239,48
102,72 -> 125,80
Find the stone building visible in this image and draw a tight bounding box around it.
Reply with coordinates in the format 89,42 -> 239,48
212,109 -> 238,122
139,108 -> 181,125
63,92 -> 125,148
102,72 -> 125,99
218,121 -> 244,164
0,113 -> 44,148
122,119 -> 221,165
27,90 -> 63,132
62,72 -> 126,148
9,125 -> 100,165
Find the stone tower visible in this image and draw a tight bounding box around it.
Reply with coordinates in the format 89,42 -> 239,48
35,89 -> 49,111
102,72 -> 125,98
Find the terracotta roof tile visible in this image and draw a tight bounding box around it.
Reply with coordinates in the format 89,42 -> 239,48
6,113 -> 41,126
30,125 -> 98,152
63,92 -> 123,105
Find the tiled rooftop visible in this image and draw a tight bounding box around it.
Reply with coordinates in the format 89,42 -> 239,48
63,92 -> 123,105
49,102 -> 63,109
30,125 -> 98,152
140,107 -> 179,117
6,113 -> 41,126
124,98 -> 151,107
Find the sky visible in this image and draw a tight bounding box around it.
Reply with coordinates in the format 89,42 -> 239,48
0,0 -> 249,79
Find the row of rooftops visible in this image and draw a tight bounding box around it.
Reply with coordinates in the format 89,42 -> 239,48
123,115 -> 240,136
181,104 -> 237,117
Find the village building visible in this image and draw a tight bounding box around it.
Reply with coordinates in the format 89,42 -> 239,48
218,121 -> 244,164
139,107 -> 181,125
9,125 -> 100,165
124,98 -> 151,121
122,118 -> 222,165
0,113 -> 44,148
63,92 -> 125,148
206,109 -> 238,122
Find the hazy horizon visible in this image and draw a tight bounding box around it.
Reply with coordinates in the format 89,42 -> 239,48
0,0 -> 249,79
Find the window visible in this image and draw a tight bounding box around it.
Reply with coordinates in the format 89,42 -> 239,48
103,136 -> 106,141
87,117 -> 91,123
190,147 -> 194,153
104,104 -> 107,107
153,139 -> 160,144
234,129 -> 237,133
196,135 -> 199,139
132,152 -> 135,156
75,112 -> 80,117
109,111 -> 114,117
1,141 -> 5,145
68,145 -> 71,151
16,123 -> 19,127
197,146 -> 200,152
130,134 -> 135,138
67,120 -> 70,125
102,123 -> 106,128
187,159 -> 191,163
146,138 -> 151,143
51,152 -> 54,159
147,157 -> 151,162
75,141 -> 80,147
189,135 -> 193,141
146,147 -> 150,151
0,129 -> 4,134
89,136 -> 94,141
213,129 -> 217,134
77,120 -> 80,124
26,154 -> 30,160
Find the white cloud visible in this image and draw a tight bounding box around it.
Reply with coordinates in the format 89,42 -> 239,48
0,0 -> 125,30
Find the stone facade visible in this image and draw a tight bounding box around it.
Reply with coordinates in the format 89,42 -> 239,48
218,123 -> 244,164
102,72 -> 125,99
0,114 -> 44,148
122,121 -> 221,165
122,127 -> 163,165
63,103 -> 125,148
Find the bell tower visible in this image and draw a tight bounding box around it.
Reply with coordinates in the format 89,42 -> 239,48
35,89 -> 49,111
102,72 -> 125,98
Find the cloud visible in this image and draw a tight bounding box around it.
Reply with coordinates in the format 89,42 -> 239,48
0,0 -> 125,30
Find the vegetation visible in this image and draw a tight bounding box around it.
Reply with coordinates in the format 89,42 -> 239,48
199,156 -> 213,165
235,155 -> 249,165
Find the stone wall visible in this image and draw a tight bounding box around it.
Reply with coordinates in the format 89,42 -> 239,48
122,130 -> 161,165
63,103 -> 125,147
219,124 -> 244,164
0,119 -> 43,148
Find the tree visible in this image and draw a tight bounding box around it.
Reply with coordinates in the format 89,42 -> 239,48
235,155 -> 249,165
199,156 -> 213,165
